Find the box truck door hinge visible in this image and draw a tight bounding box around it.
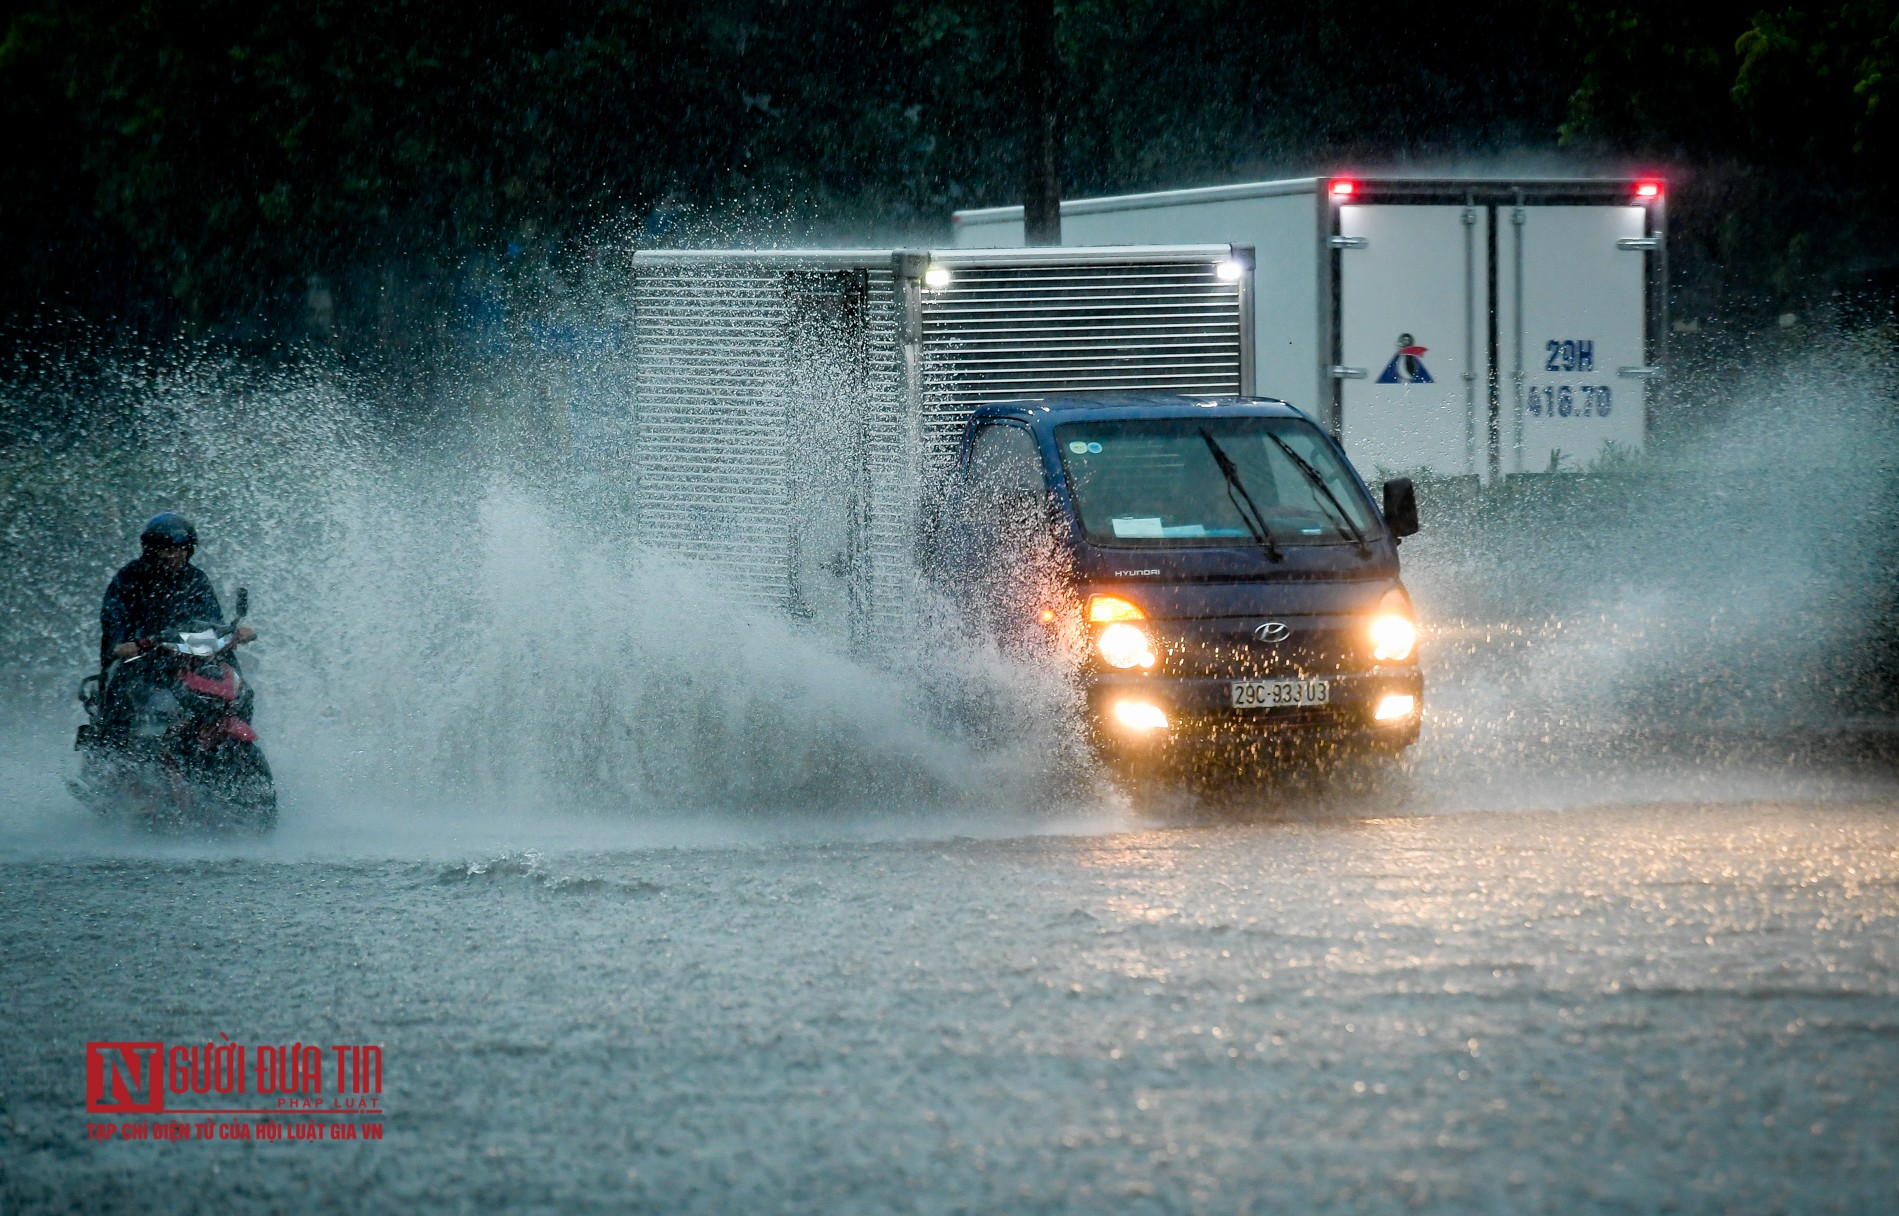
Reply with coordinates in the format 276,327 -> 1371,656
1330,366 -> 1368,379
1328,236 -> 1368,250
1616,237 -> 1661,251
1617,366 -> 1663,379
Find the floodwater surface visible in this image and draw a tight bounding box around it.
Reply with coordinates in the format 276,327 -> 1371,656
5,797 -> 1899,1213
5,326 -> 1899,1213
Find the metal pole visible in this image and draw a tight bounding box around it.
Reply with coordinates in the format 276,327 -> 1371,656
1020,0 -> 1062,246
1234,245 -> 1257,397
1463,193 -> 1477,478
1512,188 -> 1526,476
1650,189 -> 1668,446
1321,187 -> 1342,439
893,252 -> 928,605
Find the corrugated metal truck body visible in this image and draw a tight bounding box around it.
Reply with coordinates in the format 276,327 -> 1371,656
625,245 -> 1254,643
951,176 -> 1666,480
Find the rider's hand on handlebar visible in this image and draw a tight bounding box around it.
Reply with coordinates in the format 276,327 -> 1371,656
112,641 -> 140,659
234,626 -> 257,644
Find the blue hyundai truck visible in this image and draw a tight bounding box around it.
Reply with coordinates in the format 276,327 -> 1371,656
626,246 -> 1421,772
940,392 -> 1422,768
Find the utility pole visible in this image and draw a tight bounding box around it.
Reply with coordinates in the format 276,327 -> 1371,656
1020,0 -> 1061,245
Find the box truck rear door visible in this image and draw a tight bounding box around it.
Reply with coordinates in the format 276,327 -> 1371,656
1336,205 -> 1488,479
1500,205 -> 1649,475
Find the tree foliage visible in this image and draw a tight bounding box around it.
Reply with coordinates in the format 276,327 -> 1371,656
1,0 -> 1893,347
1559,1 -> 1897,303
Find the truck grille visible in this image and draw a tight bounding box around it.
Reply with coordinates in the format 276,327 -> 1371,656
1158,622 -> 1364,678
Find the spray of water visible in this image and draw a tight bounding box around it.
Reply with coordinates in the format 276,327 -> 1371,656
0,344 -> 1098,853
1401,324 -> 1899,805
1,322 -> 1894,851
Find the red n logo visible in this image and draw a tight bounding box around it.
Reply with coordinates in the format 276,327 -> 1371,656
87,1042 -> 165,1114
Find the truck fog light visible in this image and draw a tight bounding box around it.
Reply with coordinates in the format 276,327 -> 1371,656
1374,693 -> 1417,722
1112,700 -> 1169,731
1097,622 -> 1156,669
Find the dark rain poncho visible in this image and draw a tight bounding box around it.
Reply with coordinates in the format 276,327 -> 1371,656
98,555 -> 224,671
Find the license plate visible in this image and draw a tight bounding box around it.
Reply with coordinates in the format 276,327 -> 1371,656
1230,678 -> 1330,709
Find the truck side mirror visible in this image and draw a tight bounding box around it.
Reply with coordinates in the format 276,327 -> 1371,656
1382,479 -> 1419,538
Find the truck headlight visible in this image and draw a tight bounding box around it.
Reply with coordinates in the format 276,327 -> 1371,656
1370,614 -> 1416,662
1097,622 -> 1156,669
1369,588 -> 1417,662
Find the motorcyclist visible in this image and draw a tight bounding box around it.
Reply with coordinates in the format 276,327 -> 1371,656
97,513 -> 255,734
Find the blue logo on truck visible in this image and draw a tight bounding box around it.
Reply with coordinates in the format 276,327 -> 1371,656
1376,333 -> 1433,384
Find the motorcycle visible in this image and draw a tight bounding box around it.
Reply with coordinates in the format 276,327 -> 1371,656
69,587 -> 276,831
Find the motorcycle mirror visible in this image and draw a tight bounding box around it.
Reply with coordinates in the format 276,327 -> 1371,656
232,586 -> 249,623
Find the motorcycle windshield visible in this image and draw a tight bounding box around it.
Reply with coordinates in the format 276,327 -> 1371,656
175,630 -> 223,656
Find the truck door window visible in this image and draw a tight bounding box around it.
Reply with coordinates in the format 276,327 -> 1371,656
957,424 -> 1061,620
966,423 -> 1046,499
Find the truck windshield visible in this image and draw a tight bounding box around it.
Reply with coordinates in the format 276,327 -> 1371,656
1054,417 -> 1382,547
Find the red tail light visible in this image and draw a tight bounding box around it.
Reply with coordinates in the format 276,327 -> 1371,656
1329,179 -> 1357,197
1634,181 -> 1662,200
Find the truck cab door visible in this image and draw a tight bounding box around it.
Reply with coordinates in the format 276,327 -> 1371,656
950,422 -> 1065,638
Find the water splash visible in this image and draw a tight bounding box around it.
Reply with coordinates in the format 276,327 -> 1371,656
2,324 -> 1895,850
1402,325 -> 1899,800
0,345 -> 1095,839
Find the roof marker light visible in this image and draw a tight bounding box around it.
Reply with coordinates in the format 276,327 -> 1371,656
1329,179 -> 1357,197
1215,259 -> 1245,282
1634,181 -> 1662,200
923,265 -> 953,289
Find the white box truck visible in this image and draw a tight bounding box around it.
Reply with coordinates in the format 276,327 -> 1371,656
951,176 -> 1667,480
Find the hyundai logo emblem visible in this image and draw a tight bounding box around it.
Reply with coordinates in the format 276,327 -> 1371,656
1254,621 -> 1291,644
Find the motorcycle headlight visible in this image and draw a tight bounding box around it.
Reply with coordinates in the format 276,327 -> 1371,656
1097,622 -> 1156,669
1369,588 -> 1418,663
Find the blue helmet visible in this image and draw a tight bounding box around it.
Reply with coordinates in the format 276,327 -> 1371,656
140,512 -> 197,550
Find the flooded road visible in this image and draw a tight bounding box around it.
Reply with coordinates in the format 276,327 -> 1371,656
6,791 -> 1898,1213
5,328 -> 1898,1212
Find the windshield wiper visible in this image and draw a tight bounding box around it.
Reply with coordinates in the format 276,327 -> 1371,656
1261,431 -> 1373,557
1199,429 -> 1283,562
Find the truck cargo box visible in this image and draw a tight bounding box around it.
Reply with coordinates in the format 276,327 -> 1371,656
951,176 -> 1667,480
625,245 -> 1254,643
